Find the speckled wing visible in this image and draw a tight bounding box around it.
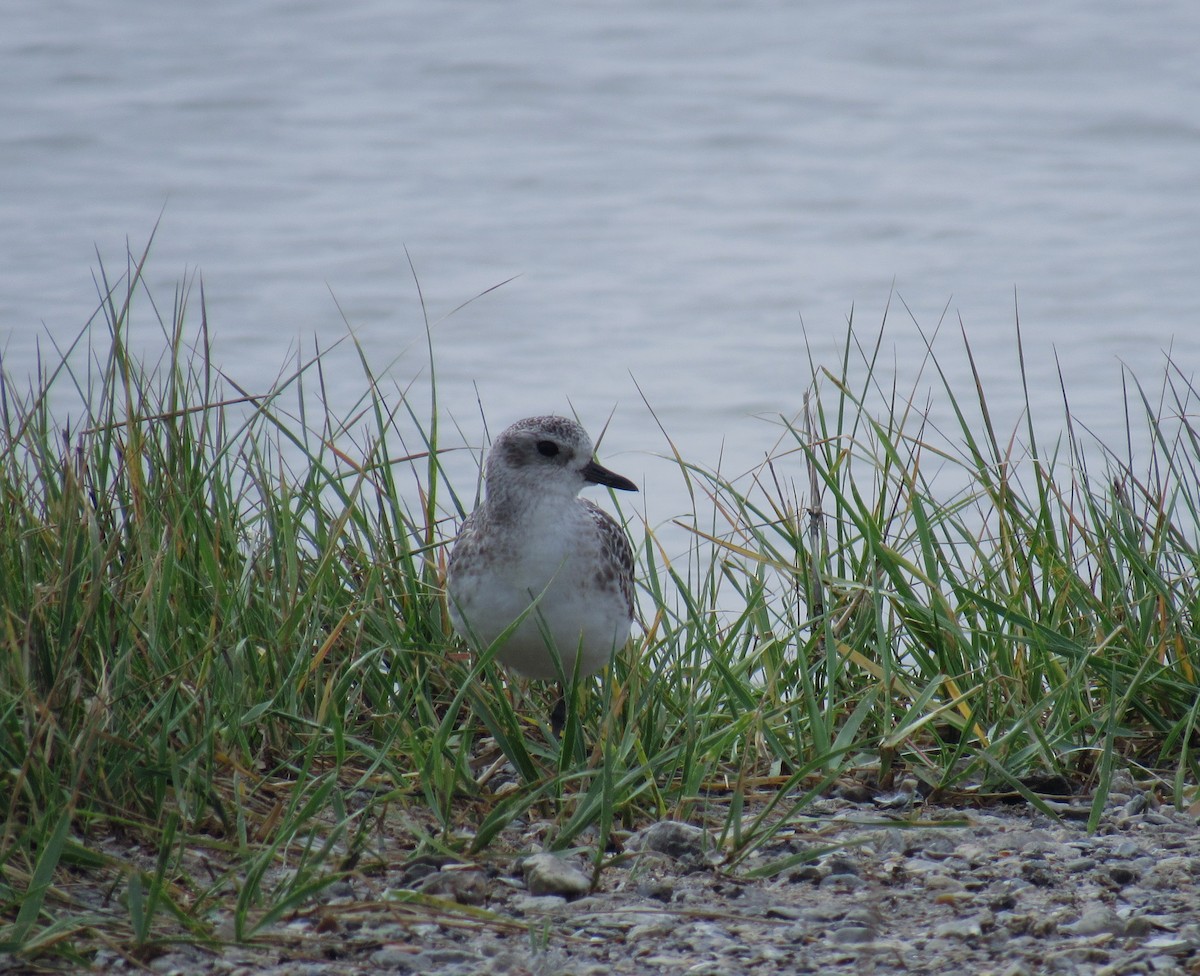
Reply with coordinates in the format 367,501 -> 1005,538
581,499 -> 635,620
446,509 -> 479,581
446,509 -> 484,634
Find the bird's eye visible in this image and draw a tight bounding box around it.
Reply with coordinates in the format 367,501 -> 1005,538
536,440 -> 560,458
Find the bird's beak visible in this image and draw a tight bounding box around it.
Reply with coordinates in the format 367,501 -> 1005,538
583,459 -> 638,492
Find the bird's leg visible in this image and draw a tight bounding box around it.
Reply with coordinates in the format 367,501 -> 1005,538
550,684 -> 567,737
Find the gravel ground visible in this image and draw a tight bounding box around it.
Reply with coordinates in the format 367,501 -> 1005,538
10,769 -> 1200,975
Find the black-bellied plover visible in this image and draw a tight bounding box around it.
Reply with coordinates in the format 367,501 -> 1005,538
446,416 -> 637,690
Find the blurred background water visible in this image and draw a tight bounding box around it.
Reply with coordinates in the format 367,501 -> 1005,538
2,0 -> 1198,539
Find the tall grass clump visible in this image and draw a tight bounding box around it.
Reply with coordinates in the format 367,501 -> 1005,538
0,246 -> 474,959
1,246 -> 1198,965
675,315 -> 1200,829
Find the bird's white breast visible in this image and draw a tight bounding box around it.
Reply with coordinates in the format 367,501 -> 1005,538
449,498 -> 631,679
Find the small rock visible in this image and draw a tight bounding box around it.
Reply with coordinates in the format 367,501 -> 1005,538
933,918 -> 982,939
748,944 -> 789,963
1143,935 -> 1196,954
818,872 -> 866,892
627,914 -> 677,939
1020,862 -> 1058,887
823,855 -> 860,876
781,863 -> 824,883
830,925 -> 875,944
844,906 -> 883,930
403,948 -> 486,973
683,963 -> 730,976
1123,914 -> 1169,936
1121,794 -> 1148,817
510,892 -> 568,914
370,944 -> 417,968
1064,856 -> 1097,872
521,852 -> 592,898
416,868 -> 489,906
636,878 -> 674,902
1108,865 -> 1138,885
626,820 -> 715,860
909,835 -> 957,858
1145,856 -> 1197,887
396,853 -> 462,886
801,904 -> 850,924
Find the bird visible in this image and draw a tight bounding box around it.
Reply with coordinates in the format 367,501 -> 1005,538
446,416 -> 637,715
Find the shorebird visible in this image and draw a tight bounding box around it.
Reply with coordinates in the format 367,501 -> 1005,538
446,416 -> 637,719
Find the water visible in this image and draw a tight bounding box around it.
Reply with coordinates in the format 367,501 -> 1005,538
3,0 -> 1199,535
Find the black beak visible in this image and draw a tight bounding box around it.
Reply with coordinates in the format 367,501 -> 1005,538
582,459 -> 638,492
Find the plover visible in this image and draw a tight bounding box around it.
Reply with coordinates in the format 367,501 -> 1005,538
446,416 -> 637,684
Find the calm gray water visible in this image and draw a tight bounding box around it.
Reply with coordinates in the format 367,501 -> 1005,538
3,0 -> 1199,531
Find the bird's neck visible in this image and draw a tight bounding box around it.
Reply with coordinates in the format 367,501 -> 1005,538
484,481 -> 578,528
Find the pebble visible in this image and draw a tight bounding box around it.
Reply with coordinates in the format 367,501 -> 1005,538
940,917 -> 987,939
818,872 -> 866,891
625,820 -> 716,860
415,868 -> 490,905
1061,905 -> 1124,936
369,945 -> 417,969
829,925 -> 876,944
510,892 -> 568,913
411,949 -> 482,967
521,852 -> 592,898
66,801 -> 1200,976
1109,865 -> 1139,885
